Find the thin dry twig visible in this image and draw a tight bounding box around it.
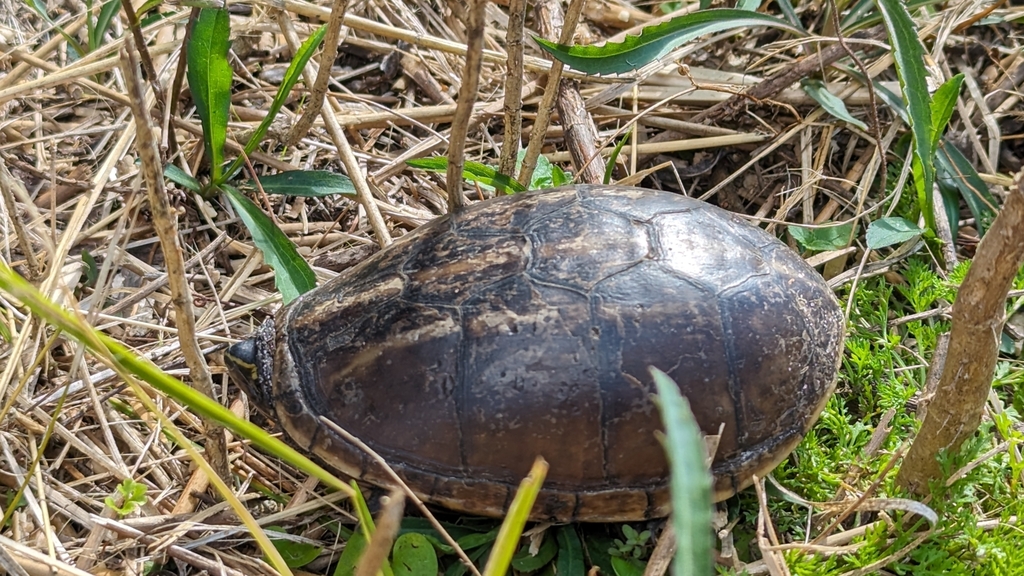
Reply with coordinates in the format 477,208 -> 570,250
445,0 -> 488,212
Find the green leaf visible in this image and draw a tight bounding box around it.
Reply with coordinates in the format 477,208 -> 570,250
254,170 -> 356,197
392,533 -> 439,576
531,154 -> 568,190
164,164 -> 202,192
610,555 -> 645,576
516,148 -> 569,190
865,216 -> 924,249
226,25 -> 328,179
104,478 -> 148,516
457,528 -> 499,550
223,186 -> 317,303
604,128 -> 633,184
267,527 -> 322,568
446,544 -> 492,576
90,0 -> 121,52
929,74 -> 964,151
333,528 -> 368,576
534,9 -> 806,75
187,8 -> 232,184
581,531 -> 616,576
936,141 -> 996,235
788,222 -> 855,251
555,527 -> 585,576
134,0 -> 163,19
407,157 -> 527,194
875,0 -> 935,232
800,78 -> 868,130
651,367 -> 713,576
481,460 -> 547,576
510,534 -> 558,572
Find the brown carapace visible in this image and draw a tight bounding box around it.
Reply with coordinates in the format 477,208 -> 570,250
226,185 -> 844,522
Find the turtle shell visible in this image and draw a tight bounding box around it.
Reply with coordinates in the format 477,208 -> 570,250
228,185 -> 844,522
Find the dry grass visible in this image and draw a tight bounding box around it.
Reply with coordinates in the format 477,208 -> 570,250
0,0 -> 1022,574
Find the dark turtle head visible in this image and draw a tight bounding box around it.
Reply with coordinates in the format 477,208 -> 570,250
225,318 -> 277,417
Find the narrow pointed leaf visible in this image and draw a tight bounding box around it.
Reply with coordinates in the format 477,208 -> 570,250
481,459 -> 548,576
187,8 -> 232,183
929,74 -> 964,151
604,128 -> 633,184
651,367 -> 712,576
254,170 -> 356,197
801,78 -> 867,130
163,164 -> 202,192
534,9 -> 806,74
407,157 -> 526,193
875,0 -> 934,231
90,0 -> 121,51
227,25 -> 328,179
223,186 -> 316,303
936,141 -> 996,235
555,527 -> 585,576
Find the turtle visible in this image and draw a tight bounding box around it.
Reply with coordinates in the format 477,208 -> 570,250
226,184 -> 844,522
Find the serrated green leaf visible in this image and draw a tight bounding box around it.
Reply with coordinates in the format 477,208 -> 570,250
510,534 -> 557,572
800,78 -> 867,130
866,216 -> 924,249
788,222 -> 855,252
333,529 -> 368,576
226,25 -> 328,180
651,367 -> 713,576
392,533 -> 438,576
187,8 -> 232,184
555,527 -> 585,576
534,9 -> 806,75
223,186 -> 316,303
407,157 -> 527,194
267,527 -> 322,568
930,74 -> 964,151
876,0 -> 935,232
254,170 -> 356,197
164,164 -> 202,192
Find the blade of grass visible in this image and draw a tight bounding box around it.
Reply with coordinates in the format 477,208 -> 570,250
90,0 -> 121,52
225,25 -> 328,181
651,367 -> 713,576
481,458 -> 548,576
187,8 -> 231,184
603,127 -> 632,184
